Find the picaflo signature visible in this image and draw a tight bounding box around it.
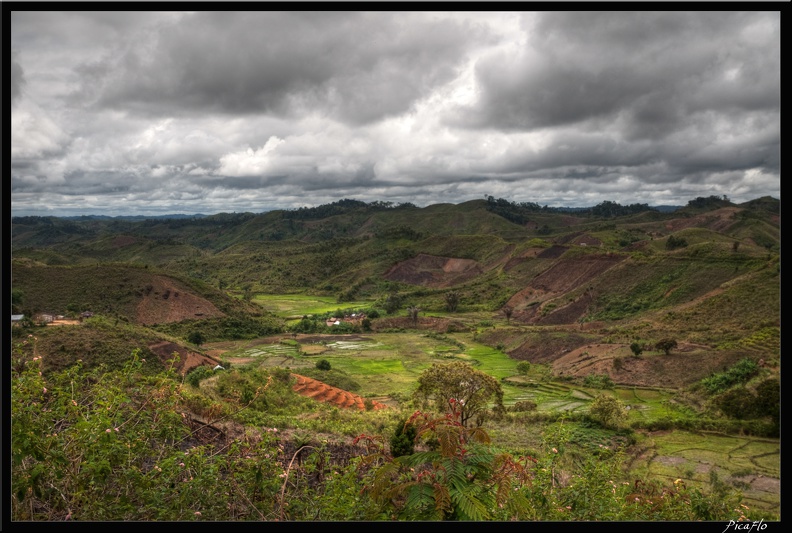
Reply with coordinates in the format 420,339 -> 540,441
722,519 -> 767,533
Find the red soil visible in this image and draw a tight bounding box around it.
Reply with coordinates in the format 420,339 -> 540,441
148,341 -> 223,376
291,374 -> 388,411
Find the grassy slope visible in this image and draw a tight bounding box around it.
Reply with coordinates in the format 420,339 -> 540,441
11,198 -> 779,358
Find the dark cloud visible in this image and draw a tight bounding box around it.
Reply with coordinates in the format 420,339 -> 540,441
87,12 -> 486,124
10,51 -> 25,104
453,11 -> 779,138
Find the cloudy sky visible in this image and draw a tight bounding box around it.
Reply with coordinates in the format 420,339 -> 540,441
10,10 -> 780,216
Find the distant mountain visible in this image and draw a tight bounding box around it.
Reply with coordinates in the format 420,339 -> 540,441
57,214 -> 209,221
651,205 -> 682,213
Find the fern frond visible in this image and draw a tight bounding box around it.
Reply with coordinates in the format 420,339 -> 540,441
501,489 -> 534,520
399,482 -> 441,520
432,482 -> 452,518
467,425 -> 491,445
369,460 -> 402,500
450,484 -> 491,521
400,450 -> 439,465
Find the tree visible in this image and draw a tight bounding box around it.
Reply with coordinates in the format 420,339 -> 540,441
655,338 -> 678,355
389,417 -> 417,457
187,331 -> 205,347
588,394 -> 628,430
413,361 -> 504,427
666,235 -> 688,250
406,305 -> 421,327
11,289 -> 23,314
358,407 -> 532,520
383,292 -> 402,315
502,305 -> 513,324
316,359 -> 331,371
516,361 -> 531,375
630,342 -> 643,357
242,285 -> 254,302
444,290 -> 460,313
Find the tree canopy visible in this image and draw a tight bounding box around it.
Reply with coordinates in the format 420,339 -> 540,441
413,361 -> 504,427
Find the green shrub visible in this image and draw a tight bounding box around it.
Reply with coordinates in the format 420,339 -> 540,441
588,394 -> 628,429
186,365 -> 214,387
584,374 -> 615,389
509,400 -> 537,413
389,417 -> 417,457
699,358 -> 759,394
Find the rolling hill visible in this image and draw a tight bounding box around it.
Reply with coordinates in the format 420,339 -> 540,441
11,195 -> 780,381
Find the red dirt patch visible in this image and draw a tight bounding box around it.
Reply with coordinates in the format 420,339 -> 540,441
148,341 -> 223,375
291,374 -> 388,411
372,316 -> 469,333
663,207 -> 743,233
111,235 -> 138,248
46,319 -> 81,326
536,245 -> 568,259
136,275 -> 225,325
383,253 -> 482,287
548,342 -> 756,387
506,254 -> 625,320
572,234 -> 603,247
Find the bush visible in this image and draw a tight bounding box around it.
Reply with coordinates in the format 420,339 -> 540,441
187,331 -> 205,347
699,358 -> 759,394
516,361 -> 532,375
509,400 -> 537,413
316,359 -> 331,371
713,387 -> 759,419
655,338 -> 678,355
588,394 -> 628,429
629,342 -> 643,357
186,364 -> 214,387
389,418 -> 417,457
666,235 -> 688,250
584,374 -> 615,389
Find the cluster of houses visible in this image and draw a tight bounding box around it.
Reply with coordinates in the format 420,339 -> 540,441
11,311 -> 94,327
325,312 -> 367,328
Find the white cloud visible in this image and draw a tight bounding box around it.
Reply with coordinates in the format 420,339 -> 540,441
217,136 -> 289,177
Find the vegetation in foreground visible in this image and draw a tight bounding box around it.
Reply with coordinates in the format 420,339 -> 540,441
11,336 -> 772,522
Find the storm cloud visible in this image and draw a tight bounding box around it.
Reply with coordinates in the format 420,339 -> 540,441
9,10 -> 780,216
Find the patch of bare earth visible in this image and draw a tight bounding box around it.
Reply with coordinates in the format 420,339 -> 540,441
291,374 -> 388,411
46,319 -> 81,326
383,253 -> 482,287
148,341 -> 222,375
372,316 -> 469,333
507,254 -> 625,323
136,275 -> 225,325
111,235 -> 138,248
548,342 -> 754,388
663,207 -> 743,233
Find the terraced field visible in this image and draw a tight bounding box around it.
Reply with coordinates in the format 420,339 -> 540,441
630,430 -> 780,512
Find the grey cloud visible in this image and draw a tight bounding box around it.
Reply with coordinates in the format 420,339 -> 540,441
11,51 -> 25,104
89,12 -> 485,124
454,11 -> 779,138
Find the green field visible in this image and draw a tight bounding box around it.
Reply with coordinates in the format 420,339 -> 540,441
253,293 -> 375,318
